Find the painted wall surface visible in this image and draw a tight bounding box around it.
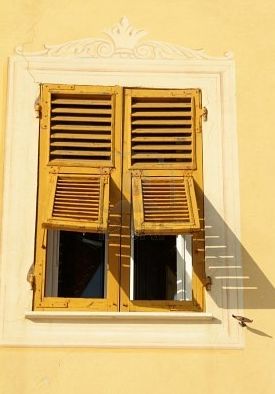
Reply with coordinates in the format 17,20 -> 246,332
0,1 -> 274,393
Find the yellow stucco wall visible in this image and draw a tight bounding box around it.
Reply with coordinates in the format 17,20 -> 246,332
0,1 -> 274,393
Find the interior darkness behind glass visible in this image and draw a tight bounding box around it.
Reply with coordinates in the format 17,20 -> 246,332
58,231 -> 105,298
134,235 -> 177,300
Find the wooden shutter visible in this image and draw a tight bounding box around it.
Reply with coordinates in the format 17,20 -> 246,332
42,84 -> 116,167
132,176 -> 200,234
43,173 -> 109,232
126,89 -> 201,169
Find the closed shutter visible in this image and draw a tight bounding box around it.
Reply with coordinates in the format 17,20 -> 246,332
42,84 -> 116,167
126,89 -> 201,169
43,173 -> 109,232
132,176 -> 200,234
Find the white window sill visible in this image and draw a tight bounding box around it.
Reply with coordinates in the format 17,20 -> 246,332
25,311 -> 214,322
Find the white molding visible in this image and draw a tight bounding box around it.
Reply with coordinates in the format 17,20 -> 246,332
25,311 -> 214,322
0,19 -> 243,348
15,17 -> 233,61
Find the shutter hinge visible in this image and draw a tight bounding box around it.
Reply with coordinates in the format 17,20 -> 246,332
201,106 -> 208,122
34,99 -> 42,119
203,275 -> 212,291
27,263 -> 36,291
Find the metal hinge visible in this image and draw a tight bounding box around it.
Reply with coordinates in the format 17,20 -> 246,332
27,263 -> 36,291
201,107 -> 208,121
34,98 -> 41,119
203,275 -> 212,291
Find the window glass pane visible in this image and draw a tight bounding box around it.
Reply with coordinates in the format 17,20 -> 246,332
45,231 -> 106,298
133,235 -> 192,301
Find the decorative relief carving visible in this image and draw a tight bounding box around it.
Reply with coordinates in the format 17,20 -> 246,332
15,17 -> 233,60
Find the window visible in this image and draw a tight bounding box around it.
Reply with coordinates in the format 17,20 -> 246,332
0,24 -> 241,347
34,84 -> 205,312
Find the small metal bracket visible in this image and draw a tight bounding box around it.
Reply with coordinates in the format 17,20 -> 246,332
203,276 -> 212,291
27,263 -> 36,291
202,107 -> 208,121
34,101 -> 41,119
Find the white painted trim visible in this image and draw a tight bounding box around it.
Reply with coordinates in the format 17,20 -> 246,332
0,18 -> 243,348
25,311 -> 214,321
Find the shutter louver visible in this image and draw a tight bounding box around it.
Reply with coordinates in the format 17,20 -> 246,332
129,90 -> 199,169
49,92 -> 113,165
132,176 -> 200,234
43,173 -> 109,232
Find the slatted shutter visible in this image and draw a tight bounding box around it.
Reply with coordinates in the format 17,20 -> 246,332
43,84 -> 116,167
39,84 -> 120,234
132,176 -> 200,234
126,89 -> 201,169
43,173 -> 109,232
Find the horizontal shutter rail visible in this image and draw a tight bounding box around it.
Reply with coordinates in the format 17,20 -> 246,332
55,190 -> 100,195
132,112 -> 192,117
54,203 -> 99,209
51,125 -> 111,131
51,98 -> 111,106
132,119 -> 192,125
51,108 -> 112,114
142,201 -> 187,206
131,128 -> 191,134
52,213 -> 98,219
131,102 -> 191,108
48,91 -> 114,164
129,91 -> 199,167
132,136 -> 192,142
132,145 -> 192,151
50,133 -> 111,141
50,150 -> 111,157
131,153 -> 192,159
51,142 -> 111,148
51,116 -> 112,123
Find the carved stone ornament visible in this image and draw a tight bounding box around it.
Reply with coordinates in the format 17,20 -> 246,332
15,16 -> 233,60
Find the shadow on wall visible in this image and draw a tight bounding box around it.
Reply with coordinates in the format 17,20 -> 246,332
202,196 -> 275,310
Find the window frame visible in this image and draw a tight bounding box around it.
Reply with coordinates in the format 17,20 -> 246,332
35,84 -> 204,312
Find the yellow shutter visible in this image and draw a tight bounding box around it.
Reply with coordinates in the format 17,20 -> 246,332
132,176 -> 200,234
34,84 -> 123,311
42,84 -> 116,167
43,173 -> 109,232
126,88 -> 201,169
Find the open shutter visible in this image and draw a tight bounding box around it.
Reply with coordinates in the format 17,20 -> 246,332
132,176 -> 200,234
43,173 -> 109,232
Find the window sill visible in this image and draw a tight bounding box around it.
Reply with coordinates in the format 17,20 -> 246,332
25,311 -> 214,323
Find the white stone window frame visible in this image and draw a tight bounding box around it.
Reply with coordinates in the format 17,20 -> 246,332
0,18 -> 243,348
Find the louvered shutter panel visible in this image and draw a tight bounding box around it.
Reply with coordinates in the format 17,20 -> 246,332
43,173 -> 109,232
128,89 -> 201,169
43,85 -> 115,167
132,176 -> 200,234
